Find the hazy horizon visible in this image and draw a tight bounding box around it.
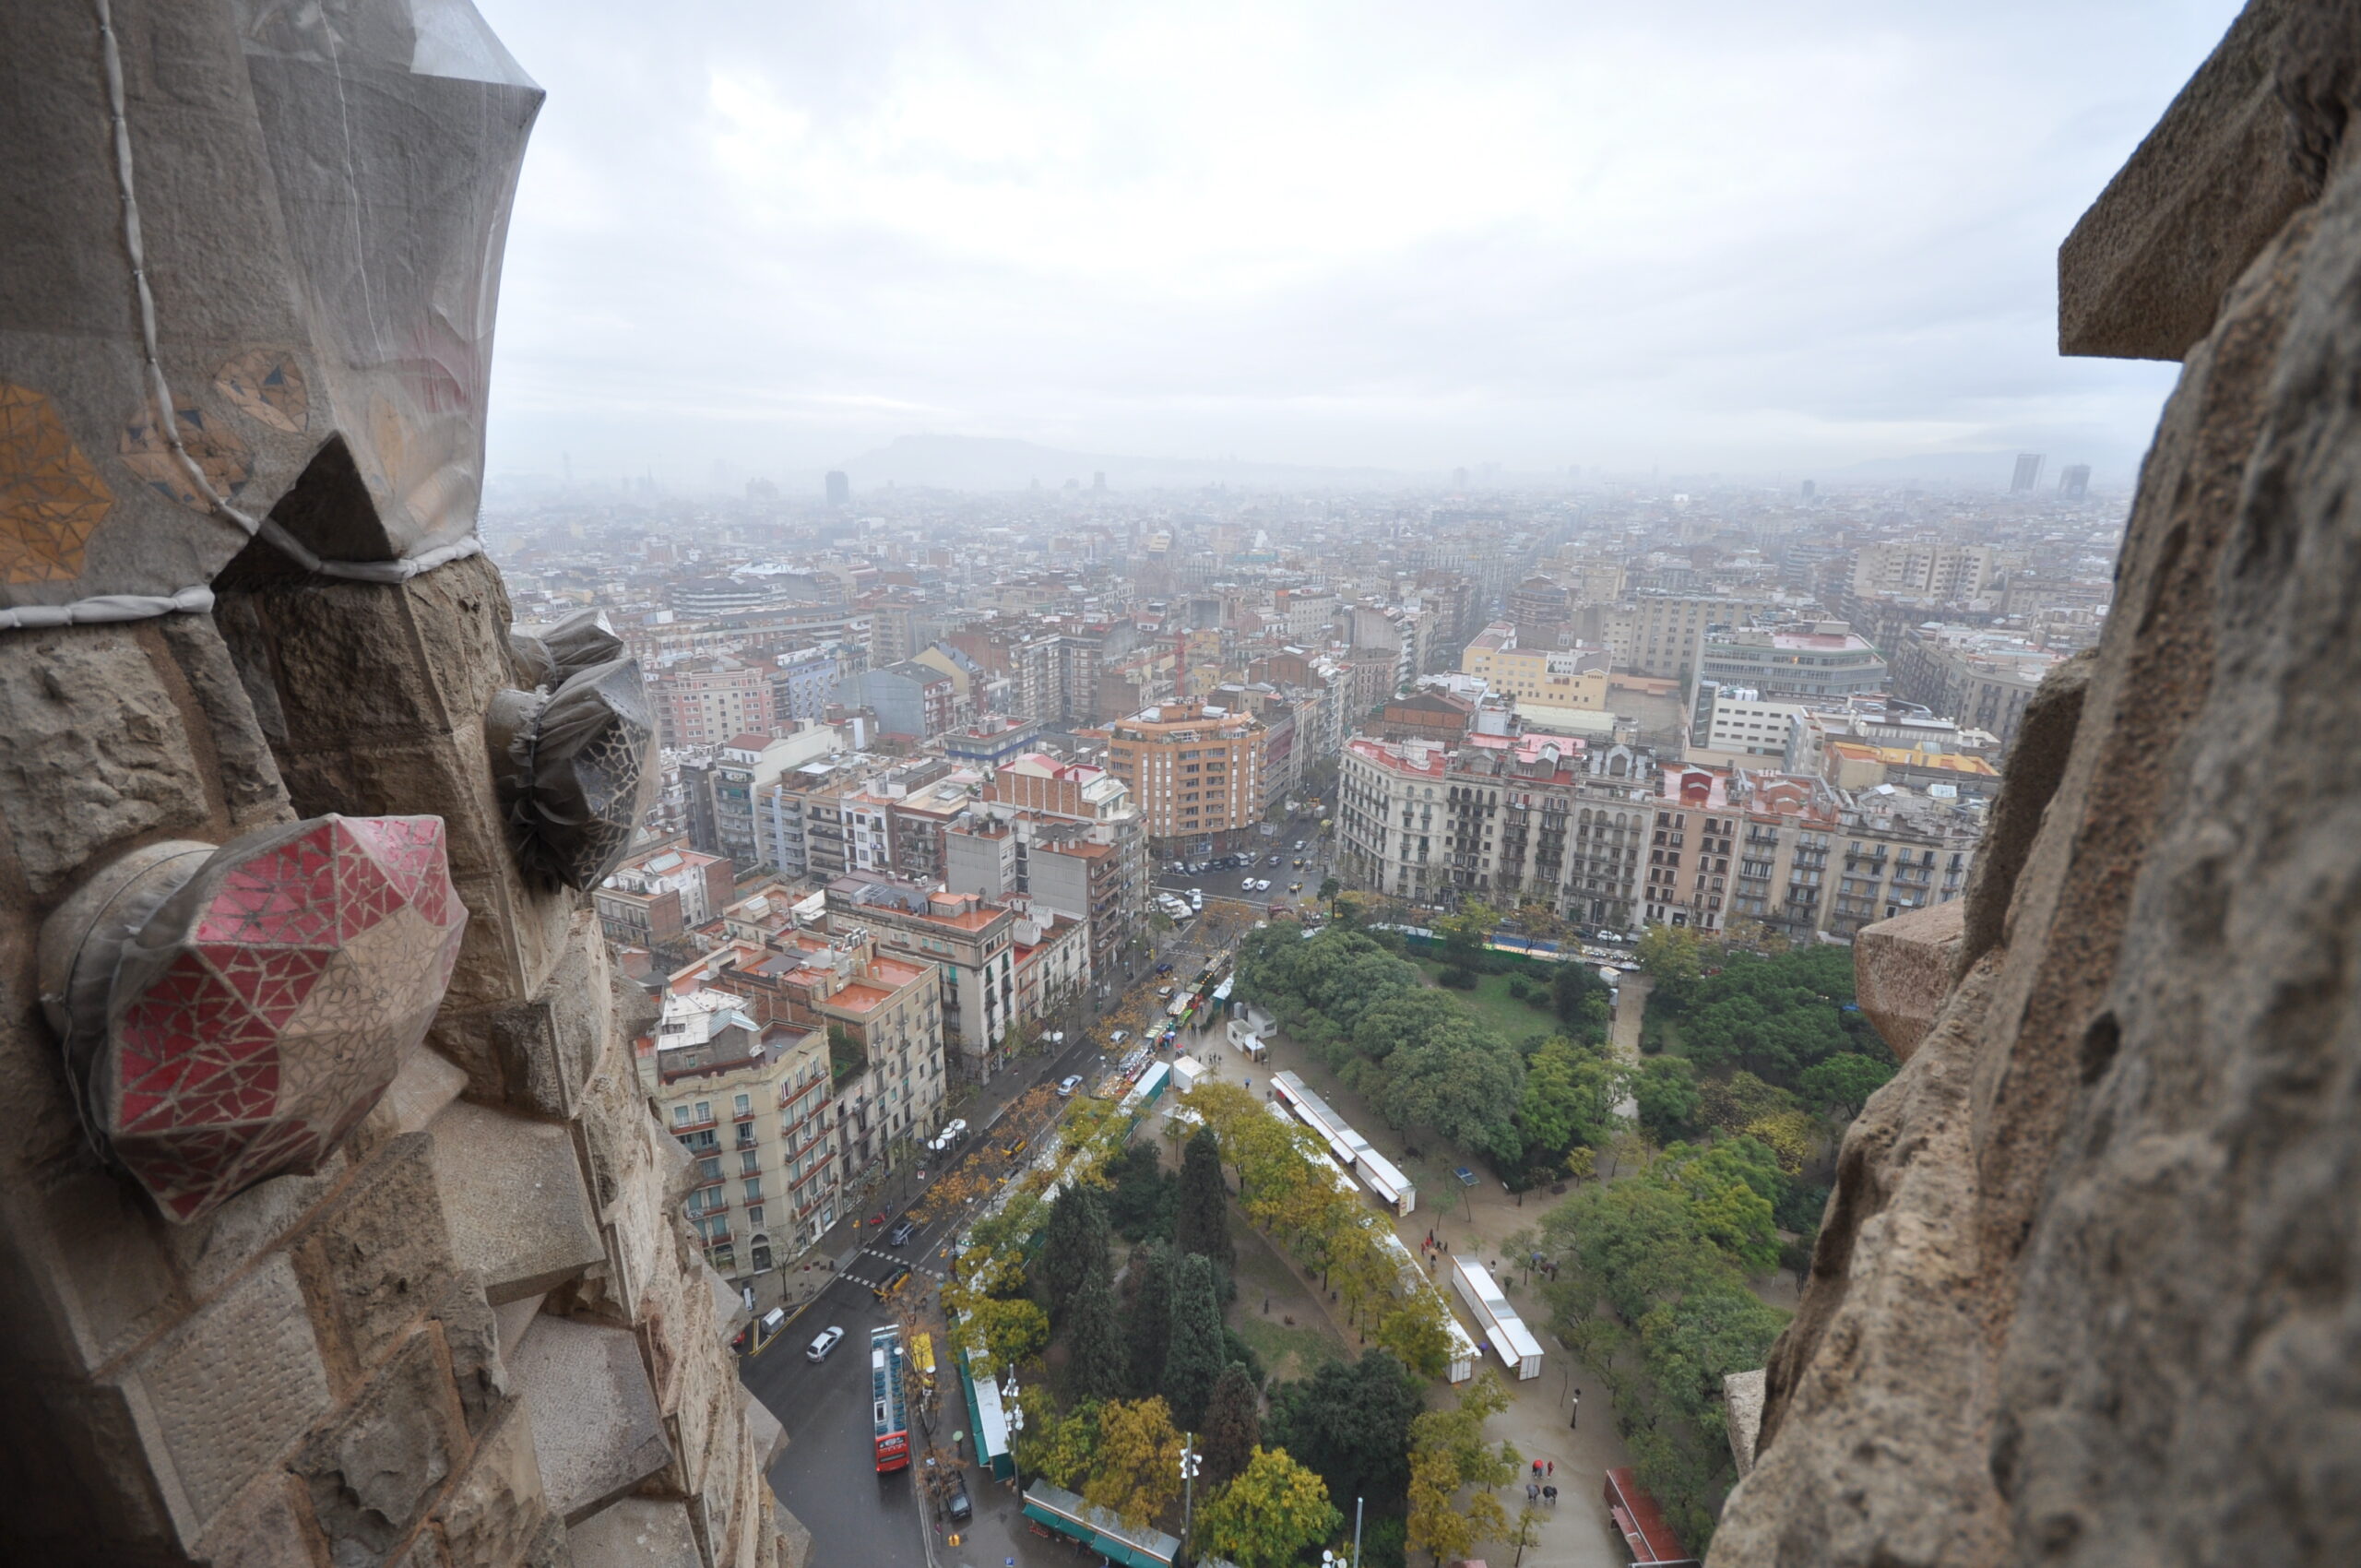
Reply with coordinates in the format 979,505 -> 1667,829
477,0 -> 2243,493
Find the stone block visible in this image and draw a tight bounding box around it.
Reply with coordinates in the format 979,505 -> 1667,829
293,1134 -> 457,1384
428,1101 -> 604,1305
510,1317 -> 672,1525
2058,0 -> 2308,361
358,1043 -> 471,1146
565,1499 -> 702,1568
433,1396 -> 552,1568
163,1153 -> 348,1307
295,1330 -> 465,1568
0,627 -> 211,897
194,1472 -> 331,1568
494,1293 -> 546,1363
1853,899 -> 1966,1063
427,921 -> 609,1118
742,1393 -> 785,1469
121,1253 -> 333,1540
156,610 -> 292,833
433,1275 -> 509,1435
1725,1368 -> 1766,1479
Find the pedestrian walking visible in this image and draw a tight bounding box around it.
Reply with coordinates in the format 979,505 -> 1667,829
1544,1485 -> 1558,1507
1527,1483 -> 1539,1503
1531,1459 -> 1543,1480
1546,1459 -> 1553,1479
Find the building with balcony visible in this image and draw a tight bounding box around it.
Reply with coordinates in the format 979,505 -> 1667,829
1093,700 -> 1267,851
823,873 -> 1017,1075
635,991 -> 834,1278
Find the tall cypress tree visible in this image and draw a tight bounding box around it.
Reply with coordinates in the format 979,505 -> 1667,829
1036,1183 -> 1110,1323
1126,1242 -> 1175,1398
1066,1267 -> 1126,1403
1174,1127 -> 1235,1275
1165,1252 -> 1225,1430
1200,1361 -> 1261,1488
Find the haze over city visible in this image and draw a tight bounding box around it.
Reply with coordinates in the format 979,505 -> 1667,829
481,0 -> 2243,493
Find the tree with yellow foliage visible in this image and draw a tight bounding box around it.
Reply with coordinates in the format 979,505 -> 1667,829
1084,1396 -> 1184,1530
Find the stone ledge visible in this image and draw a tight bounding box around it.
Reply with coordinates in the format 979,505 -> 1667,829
2058,0 -> 2308,360
1726,1368 -> 1766,1479
1854,899 -> 1965,1063
428,1102 -> 604,1306
566,1497 -> 701,1568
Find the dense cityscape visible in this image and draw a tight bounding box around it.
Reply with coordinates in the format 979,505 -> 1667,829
482,460 -> 2122,1565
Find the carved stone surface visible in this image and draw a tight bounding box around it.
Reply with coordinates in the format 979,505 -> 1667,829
1714,16 -> 2361,1560
295,1330 -> 464,1568
427,1101 -> 604,1304
433,1397 -> 552,1568
124,1253 -> 332,1535
1851,899 -> 1964,1062
508,1317 -> 672,1525
566,1498 -> 702,1568
84,815 -> 468,1222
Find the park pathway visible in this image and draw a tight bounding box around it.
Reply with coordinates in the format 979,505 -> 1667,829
1609,971 -> 1651,1120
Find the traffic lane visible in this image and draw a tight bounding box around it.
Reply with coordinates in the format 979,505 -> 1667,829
746,1278 -> 927,1568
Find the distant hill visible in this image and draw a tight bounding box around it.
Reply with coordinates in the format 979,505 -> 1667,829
831,433 -> 1413,493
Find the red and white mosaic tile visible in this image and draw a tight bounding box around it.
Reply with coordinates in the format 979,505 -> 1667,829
101,815 -> 467,1221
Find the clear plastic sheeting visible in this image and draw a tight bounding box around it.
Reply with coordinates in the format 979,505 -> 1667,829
511,608 -> 628,691
0,0 -> 539,613
498,653 -> 658,891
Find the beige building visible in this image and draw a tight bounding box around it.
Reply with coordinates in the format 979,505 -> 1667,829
1094,700 -> 1268,849
824,873 -> 1018,1075
1460,624 -> 1611,709
638,990 -> 835,1277
1850,540 -> 1998,602
1627,594 -> 1774,684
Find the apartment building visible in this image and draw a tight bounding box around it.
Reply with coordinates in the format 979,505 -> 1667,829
1627,594 -> 1774,683
1090,700 -> 1267,849
767,645 -> 842,726
1886,625 -> 2062,754
973,751 -> 1148,981
688,726 -> 846,872
823,873 -> 1017,1075
842,659 -> 958,740
1848,540 -> 1999,603
1460,623 -> 1612,709
651,655 -> 771,748
1334,731 -> 1658,926
595,842 -> 734,947
1644,766 -> 1978,941
636,990 -> 834,1277
1688,683 -> 1811,758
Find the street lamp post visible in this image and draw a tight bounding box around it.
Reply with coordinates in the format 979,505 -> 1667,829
1003,1366 -> 1025,1483
1180,1435 -> 1202,1547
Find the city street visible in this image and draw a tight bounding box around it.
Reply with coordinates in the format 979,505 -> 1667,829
1152,811 -> 1334,921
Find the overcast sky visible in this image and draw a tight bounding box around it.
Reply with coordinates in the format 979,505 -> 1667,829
475,0 -> 2246,489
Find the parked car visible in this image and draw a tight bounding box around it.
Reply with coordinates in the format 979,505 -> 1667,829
1109,1029 -> 1131,1044
1294,838 -> 1305,849
942,1470 -> 972,1523
1241,876 -> 1256,891
805,1325 -> 845,1362
1189,889 -> 1204,909
871,1264 -> 911,1300
1057,1074 -> 1085,1097
1255,878 -> 1272,892
1156,962 -> 1174,974
1289,882 -> 1302,892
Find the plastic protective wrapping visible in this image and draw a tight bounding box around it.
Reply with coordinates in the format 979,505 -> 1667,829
498,620 -> 657,889
0,0 -> 540,612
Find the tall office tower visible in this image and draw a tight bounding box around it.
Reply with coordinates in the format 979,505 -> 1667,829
2011,453 -> 2046,492
1801,478 -> 1817,498
825,469 -> 850,506
2058,463 -> 2091,501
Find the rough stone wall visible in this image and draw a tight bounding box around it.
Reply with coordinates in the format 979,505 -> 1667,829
0,576 -> 799,1568
1711,6 -> 2361,1565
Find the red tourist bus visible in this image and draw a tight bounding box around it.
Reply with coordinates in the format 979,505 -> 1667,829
1603,1466 -> 1699,1568
871,1325 -> 909,1472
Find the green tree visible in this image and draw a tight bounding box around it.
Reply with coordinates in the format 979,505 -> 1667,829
1195,1446 -> 1342,1568
1799,1051 -> 1896,1120
1200,1362 -> 1262,1489
1264,1350 -> 1425,1517
1635,923 -> 1703,1004
1353,992 -> 1525,1156
1020,1396 -> 1099,1490
1174,1127 -> 1236,1275
1434,900 -> 1501,974
1066,1266 -> 1127,1402
965,1296 -> 1050,1366
1035,1183 -> 1111,1322
1103,1140 -> 1177,1242
1372,1296 -> 1454,1380
1085,1396 -> 1183,1530
1405,1374 -> 1518,1567
1319,874 -> 1342,914
1517,1036 -> 1621,1167
1126,1243 -> 1175,1397
1631,1053 -> 1703,1144
1551,958 -> 1612,1036
1165,1252 -> 1226,1429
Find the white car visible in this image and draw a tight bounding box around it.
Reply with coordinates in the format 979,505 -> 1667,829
1109,1030 -> 1131,1044
1256,879 -> 1272,892
1057,1075 -> 1085,1097
805,1325 -> 845,1361
1242,876 -> 1257,891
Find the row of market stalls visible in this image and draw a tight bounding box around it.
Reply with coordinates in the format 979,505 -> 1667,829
1271,1070 -> 1418,1215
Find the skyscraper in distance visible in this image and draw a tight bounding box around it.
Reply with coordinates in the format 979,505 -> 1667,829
2058,464 -> 2090,501
2011,453 -> 2045,493
825,469 -> 849,506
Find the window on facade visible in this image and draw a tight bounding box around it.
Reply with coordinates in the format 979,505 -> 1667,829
671,1103 -> 690,1127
